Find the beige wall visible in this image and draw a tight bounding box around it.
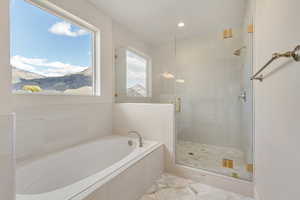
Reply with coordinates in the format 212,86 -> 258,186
254,0 -> 300,199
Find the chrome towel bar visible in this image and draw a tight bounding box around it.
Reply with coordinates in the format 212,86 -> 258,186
251,45 -> 300,81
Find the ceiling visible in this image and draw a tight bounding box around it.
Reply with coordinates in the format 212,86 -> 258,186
89,0 -> 247,46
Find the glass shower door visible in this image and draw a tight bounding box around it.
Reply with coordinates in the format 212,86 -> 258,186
174,22 -> 253,181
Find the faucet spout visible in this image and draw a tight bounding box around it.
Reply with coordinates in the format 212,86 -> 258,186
128,131 -> 143,147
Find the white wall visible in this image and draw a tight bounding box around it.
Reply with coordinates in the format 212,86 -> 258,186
254,0 -> 300,199
113,103 -> 174,145
113,21 -> 151,57
0,115 -> 15,200
113,103 -> 175,167
0,114 -> 15,200
0,0 -> 11,114
0,0 -> 14,199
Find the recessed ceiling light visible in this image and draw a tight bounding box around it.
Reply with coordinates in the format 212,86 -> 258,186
177,22 -> 185,28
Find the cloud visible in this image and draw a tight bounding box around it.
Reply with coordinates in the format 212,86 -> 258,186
49,21 -> 88,37
12,56 -> 46,66
11,56 -> 36,72
11,55 -> 88,77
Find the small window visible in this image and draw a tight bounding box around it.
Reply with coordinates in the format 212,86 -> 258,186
10,0 -> 99,95
126,50 -> 150,97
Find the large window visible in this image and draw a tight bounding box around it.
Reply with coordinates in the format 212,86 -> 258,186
10,0 -> 99,95
126,50 -> 150,97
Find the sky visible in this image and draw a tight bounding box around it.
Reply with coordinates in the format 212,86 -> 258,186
10,0 -> 93,77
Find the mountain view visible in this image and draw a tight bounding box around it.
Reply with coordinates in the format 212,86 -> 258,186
11,0 -> 94,95
11,0 -> 146,96
12,67 -> 93,95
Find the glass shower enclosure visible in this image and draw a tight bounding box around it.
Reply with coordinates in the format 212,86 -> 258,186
115,0 -> 254,181
173,12 -> 253,181
174,23 -> 253,181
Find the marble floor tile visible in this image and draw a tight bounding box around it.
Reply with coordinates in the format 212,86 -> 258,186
140,174 -> 254,200
176,140 -> 253,181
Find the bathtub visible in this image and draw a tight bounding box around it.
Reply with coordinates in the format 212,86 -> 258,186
16,135 -> 163,200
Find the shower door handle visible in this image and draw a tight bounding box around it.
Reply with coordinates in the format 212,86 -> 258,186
175,97 -> 182,112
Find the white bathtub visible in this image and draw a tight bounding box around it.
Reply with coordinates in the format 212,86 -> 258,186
16,135 -> 163,200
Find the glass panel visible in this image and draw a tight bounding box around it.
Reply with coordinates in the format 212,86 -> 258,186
11,0 -> 94,95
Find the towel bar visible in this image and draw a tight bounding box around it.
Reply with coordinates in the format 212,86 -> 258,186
251,45 -> 300,81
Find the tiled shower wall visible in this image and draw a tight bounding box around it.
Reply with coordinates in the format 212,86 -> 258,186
151,31 -> 245,150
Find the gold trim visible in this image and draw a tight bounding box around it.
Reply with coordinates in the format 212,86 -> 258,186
223,28 -> 233,39
223,29 -> 229,39
248,24 -> 254,33
246,164 -> 254,173
222,159 -> 234,169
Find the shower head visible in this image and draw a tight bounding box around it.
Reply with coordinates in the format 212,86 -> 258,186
234,46 -> 246,56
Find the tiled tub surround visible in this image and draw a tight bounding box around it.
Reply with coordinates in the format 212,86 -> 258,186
141,174 -> 253,200
16,135 -> 163,200
15,103 -> 112,161
176,141 -> 252,181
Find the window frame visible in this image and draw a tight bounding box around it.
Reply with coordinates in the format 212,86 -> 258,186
125,47 -> 152,98
11,0 -> 101,96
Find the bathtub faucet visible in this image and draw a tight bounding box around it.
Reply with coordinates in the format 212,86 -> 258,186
128,131 -> 143,147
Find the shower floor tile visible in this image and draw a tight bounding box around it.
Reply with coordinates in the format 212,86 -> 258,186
140,174 -> 253,200
176,140 -> 253,181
